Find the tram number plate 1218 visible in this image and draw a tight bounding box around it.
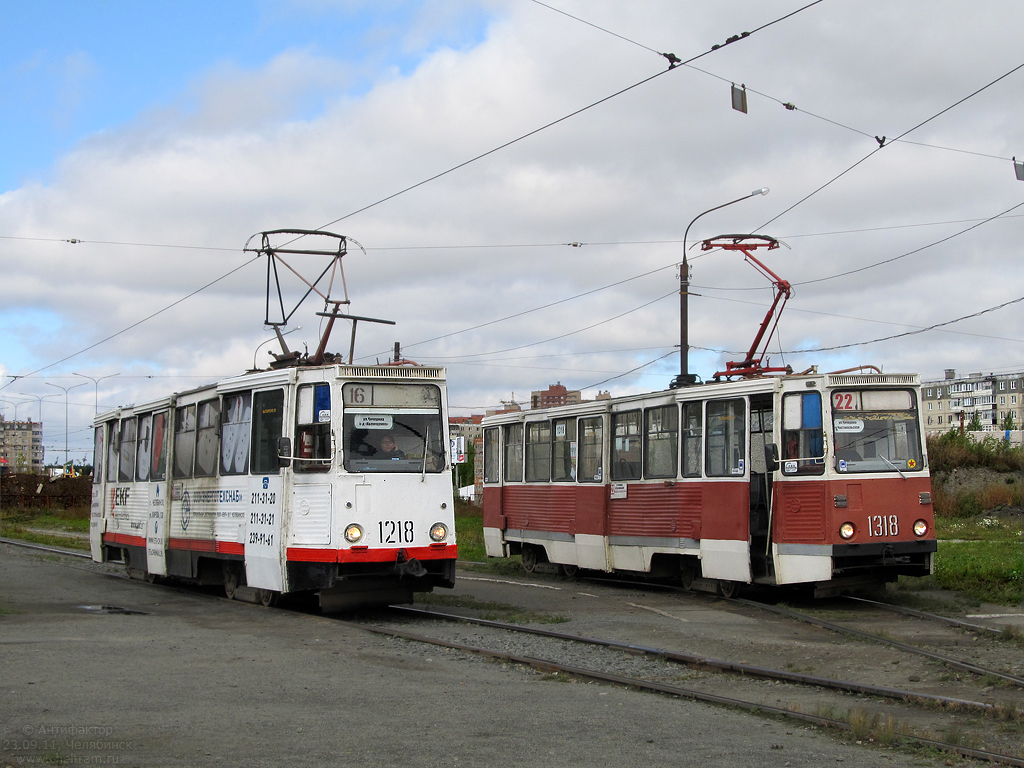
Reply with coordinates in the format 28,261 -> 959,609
379,520 -> 415,544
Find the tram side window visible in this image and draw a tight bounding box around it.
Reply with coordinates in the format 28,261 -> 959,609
173,405 -> 196,479
644,405 -> 678,479
781,392 -> 824,475
106,422 -> 120,483
578,416 -> 603,483
483,427 -> 500,483
295,383 -> 331,473
194,400 -> 220,478
681,402 -> 702,478
551,417 -> 576,482
137,414 -> 153,482
706,399 -> 746,477
150,411 -> 168,481
251,389 -> 285,475
221,394 -> 251,476
92,427 -> 104,485
503,423 -> 524,483
119,417 -> 137,483
611,411 -> 642,481
525,421 -> 551,482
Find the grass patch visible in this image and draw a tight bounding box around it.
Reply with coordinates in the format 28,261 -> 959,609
453,501 -> 529,576
933,540 -> 1022,604
1,526 -> 91,551
454,499 -> 485,562
936,515 -> 1022,541
1,505 -> 91,551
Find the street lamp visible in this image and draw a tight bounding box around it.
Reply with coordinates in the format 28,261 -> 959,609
46,382 -> 86,467
17,392 -> 60,424
674,187 -> 769,388
0,397 -> 32,422
73,372 -> 121,415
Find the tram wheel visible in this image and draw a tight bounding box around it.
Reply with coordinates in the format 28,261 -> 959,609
256,589 -> 278,607
223,565 -> 239,600
718,580 -> 740,599
560,564 -> 579,578
123,549 -> 135,580
521,547 -> 538,574
679,565 -> 695,591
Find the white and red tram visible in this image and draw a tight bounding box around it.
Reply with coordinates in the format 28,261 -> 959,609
482,372 -> 936,596
91,363 -> 457,610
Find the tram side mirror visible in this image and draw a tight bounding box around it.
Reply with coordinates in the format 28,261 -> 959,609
277,437 -> 292,467
765,443 -> 779,473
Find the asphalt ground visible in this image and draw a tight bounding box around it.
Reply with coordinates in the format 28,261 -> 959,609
0,545 -> 948,768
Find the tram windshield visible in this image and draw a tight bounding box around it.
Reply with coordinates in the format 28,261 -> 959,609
341,383 -> 446,473
830,389 -> 923,473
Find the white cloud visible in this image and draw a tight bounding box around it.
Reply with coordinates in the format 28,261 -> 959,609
3,0 -> 1024,457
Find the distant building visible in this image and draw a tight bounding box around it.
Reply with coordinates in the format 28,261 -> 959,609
449,415 -> 484,445
0,417 -> 45,473
531,382 -> 582,409
921,369 -> 1024,437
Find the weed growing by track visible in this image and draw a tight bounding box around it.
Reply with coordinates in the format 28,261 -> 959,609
1,505 -> 90,550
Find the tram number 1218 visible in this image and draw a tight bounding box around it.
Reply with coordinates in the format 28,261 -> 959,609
380,520 -> 414,544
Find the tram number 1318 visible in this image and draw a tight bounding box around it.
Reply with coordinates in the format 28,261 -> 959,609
867,515 -> 899,537
380,520 -> 415,544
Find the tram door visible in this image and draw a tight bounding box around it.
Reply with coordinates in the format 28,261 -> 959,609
749,395 -> 774,577
244,388 -> 287,592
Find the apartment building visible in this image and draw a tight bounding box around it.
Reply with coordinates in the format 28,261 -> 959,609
921,369 -> 1024,437
0,417 -> 45,473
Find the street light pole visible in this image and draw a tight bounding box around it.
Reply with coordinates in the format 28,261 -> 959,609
0,397 -> 32,422
46,382 -> 86,468
73,372 -> 121,415
674,187 -> 769,388
17,392 -> 60,424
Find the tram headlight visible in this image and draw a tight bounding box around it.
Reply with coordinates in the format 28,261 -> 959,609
913,519 -> 929,537
839,522 -> 855,540
429,522 -> 449,542
344,524 -> 364,544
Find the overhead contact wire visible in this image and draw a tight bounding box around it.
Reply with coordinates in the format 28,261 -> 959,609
0,256 -> 261,391
315,0 -> 826,231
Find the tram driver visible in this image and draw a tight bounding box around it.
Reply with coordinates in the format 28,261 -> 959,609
378,434 -> 407,460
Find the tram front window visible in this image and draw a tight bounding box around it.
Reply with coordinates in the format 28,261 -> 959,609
341,383 -> 446,473
343,413 -> 445,473
831,389 -> 923,473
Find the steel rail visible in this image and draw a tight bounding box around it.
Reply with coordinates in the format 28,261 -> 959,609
0,537 -> 91,559
843,594 -> 1007,636
391,604 -> 996,713
343,617 -> 1024,768
735,597 -> 1024,688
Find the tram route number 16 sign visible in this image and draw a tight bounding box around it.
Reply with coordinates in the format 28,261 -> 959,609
450,436 -> 467,464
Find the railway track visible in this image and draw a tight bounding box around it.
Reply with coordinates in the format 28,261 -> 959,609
8,537 -> 1024,764
344,604 -> 1024,767
734,597 -> 1024,688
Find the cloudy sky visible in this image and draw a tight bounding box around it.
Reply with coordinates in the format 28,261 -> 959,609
2,0 -> 1023,464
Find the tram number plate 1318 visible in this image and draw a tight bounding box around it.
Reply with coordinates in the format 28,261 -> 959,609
867,515 -> 898,537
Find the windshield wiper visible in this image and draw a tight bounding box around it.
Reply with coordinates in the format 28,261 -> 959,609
879,453 -> 907,480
